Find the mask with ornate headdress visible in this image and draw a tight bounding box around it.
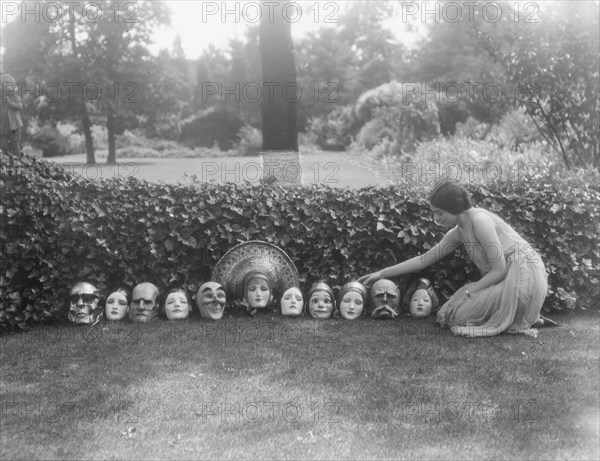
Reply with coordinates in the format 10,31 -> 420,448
212,241 -> 299,314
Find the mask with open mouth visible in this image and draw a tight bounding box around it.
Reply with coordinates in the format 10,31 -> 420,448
196,282 -> 227,320
305,281 -> 335,319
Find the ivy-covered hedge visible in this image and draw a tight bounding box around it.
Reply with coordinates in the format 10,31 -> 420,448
1,153 -> 598,329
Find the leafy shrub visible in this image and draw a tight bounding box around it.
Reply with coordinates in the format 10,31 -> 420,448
231,124 -> 262,157
82,130 -> 229,159
179,106 -> 244,150
1,153 -> 598,329
354,81 -> 441,155
305,105 -> 358,151
488,108 -> 542,149
348,132 -> 575,192
457,108 -> 542,151
30,125 -> 71,157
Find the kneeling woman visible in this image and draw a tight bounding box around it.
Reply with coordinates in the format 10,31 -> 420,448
359,181 -> 548,337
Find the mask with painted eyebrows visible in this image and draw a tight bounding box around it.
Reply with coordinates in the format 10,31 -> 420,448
306,282 -> 335,319
243,272 -> 273,309
164,289 -> 190,320
105,289 -> 129,321
338,282 -> 367,320
197,282 -> 226,320
407,278 -> 439,318
280,287 -> 303,316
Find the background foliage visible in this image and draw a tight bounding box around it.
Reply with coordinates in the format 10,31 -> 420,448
2,1 -> 597,170
1,153 -> 598,329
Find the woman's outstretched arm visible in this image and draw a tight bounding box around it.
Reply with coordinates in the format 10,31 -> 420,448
358,227 -> 462,286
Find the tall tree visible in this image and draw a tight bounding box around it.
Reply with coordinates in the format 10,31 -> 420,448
259,1 -> 300,185
32,1 -> 171,164
294,1 -> 402,130
475,1 -> 599,169
405,11 -> 509,134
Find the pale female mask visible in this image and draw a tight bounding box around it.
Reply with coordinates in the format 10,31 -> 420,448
407,278 -> 439,318
280,287 -> 303,316
338,282 -> 367,320
164,289 -> 191,320
409,289 -> 432,318
104,288 -> 130,321
244,272 -> 273,309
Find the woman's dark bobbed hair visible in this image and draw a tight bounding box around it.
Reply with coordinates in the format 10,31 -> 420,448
429,181 -> 472,215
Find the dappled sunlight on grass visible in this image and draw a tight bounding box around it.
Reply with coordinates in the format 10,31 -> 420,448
1,311 -> 598,460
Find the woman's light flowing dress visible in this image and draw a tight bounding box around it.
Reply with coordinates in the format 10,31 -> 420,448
437,208 -> 548,337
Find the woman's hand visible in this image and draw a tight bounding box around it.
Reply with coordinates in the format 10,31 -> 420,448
357,270 -> 383,287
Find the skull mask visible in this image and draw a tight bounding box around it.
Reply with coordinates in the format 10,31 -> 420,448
68,282 -> 102,325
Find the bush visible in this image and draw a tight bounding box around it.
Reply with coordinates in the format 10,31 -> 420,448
456,108 -> 542,151
1,153 -> 598,329
354,81 -> 441,155
348,132 -> 575,192
179,106 -> 244,150
231,124 -> 262,157
30,125 -> 71,157
306,105 -> 358,151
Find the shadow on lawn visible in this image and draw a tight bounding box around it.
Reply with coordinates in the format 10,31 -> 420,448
1,310 -> 598,460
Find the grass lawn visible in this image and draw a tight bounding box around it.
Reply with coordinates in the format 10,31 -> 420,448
1,310 -> 598,460
42,150 -> 386,188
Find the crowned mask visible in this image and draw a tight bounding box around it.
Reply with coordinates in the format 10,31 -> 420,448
370,279 -> 400,319
338,281 -> 367,320
68,282 -> 102,325
212,241 -> 299,314
243,271 -> 274,309
128,282 -> 159,323
196,282 -> 227,320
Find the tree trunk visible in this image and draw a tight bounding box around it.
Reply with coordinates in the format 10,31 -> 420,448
69,19 -> 95,163
106,104 -> 117,164
81,103 -> 95,163
259,2 -> 301,185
